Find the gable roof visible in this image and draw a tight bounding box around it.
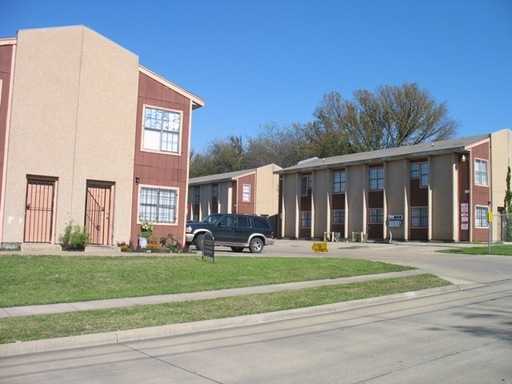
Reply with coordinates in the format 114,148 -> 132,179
276,134 -> 490,174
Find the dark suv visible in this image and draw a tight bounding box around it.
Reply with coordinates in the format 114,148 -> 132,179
185,213 -> 274,253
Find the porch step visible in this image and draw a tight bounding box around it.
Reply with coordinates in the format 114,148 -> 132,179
20,243 -> 62,253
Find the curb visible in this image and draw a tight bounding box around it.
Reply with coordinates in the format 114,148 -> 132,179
0,285 -> 462,357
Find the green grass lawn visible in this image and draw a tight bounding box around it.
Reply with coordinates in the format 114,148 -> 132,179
0,255 -> 452,344
0,255 -> 414,307
440,244 -> 512,255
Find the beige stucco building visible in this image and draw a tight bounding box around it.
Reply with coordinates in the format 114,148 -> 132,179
0,26 -> 204,250
276,129 -> 512,243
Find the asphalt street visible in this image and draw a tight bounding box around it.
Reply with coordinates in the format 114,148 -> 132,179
1,241 -> 511,383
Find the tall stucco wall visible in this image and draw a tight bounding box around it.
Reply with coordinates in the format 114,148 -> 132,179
430,154 -> 456,241
3,26 -> 138,243
255,164 -> 281,216
385,159 -> 407,240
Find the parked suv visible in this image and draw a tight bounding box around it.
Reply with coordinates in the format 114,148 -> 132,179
186,213 -> 274,253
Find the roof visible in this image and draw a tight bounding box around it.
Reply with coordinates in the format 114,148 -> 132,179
189,168 -> 257,186
276,134 -> 490,174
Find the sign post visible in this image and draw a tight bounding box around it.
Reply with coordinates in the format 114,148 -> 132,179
202,232 -> 215,262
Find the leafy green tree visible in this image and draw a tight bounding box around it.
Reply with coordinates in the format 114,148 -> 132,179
504,166 -> 512,241
190,135 -> 245,177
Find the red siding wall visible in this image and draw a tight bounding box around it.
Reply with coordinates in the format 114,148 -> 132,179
471,142 -> 491,242
131,72 -> 192,245
236,174 -> 256,214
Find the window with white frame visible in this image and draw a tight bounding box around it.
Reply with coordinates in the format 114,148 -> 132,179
369,208 -> 383,223
333,171 -> 346,193
475,205 -> 489,227
301,175 -> 312,196
300,211 -> 311,228
475,159 -> 488,186
411,207 -> 428,227
332,209 -> 345,224
242,184 -> 251,202
369,167 -> 383,190
411,162 -> 429,187
143,106 -> 182,153
139,186 -> 177,223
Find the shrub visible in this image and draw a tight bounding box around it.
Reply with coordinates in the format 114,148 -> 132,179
59,222 -> 89,251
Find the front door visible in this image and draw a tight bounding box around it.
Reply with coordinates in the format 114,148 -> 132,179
85,182 -> 114,245
24,179 -> 56,243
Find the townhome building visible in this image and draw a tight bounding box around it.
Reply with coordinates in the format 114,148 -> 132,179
275,129 -> 512,242
187,163 -> 281,227
0,26 -> 204,250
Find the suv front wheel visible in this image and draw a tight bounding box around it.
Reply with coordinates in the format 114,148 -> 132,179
249,237 -> 264,253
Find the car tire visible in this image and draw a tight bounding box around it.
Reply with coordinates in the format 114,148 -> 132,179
249,238 -> 264,253
231,246 -> 244,252
195,234 -> 204,251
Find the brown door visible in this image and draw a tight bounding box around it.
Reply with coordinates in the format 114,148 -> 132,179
85,182 -> 114,245
24,179 -> 55,243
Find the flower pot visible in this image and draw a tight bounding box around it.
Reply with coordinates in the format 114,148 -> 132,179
139,237 -> 148,249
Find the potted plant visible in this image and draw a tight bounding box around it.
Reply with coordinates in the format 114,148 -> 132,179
139,221 -> 154,248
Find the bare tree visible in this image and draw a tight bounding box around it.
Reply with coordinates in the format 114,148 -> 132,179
309,83 -> 459,155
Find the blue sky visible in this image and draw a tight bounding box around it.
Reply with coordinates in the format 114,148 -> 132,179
1,0 -> 510,152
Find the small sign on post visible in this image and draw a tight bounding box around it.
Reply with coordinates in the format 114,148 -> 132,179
202,232 -> 215,262
312,242 -> 328,253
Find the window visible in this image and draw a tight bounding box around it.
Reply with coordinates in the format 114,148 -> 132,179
237,216 -> 250,228
411,162 -> 429,187
212,185 -> 218,198
411,207 -> 428,227
301,175 -> 312,196
242,184 -> 251,202
475,206 -> 489,228
143,106 -> 181,153
300,211 -> 311,228
475,159 -> 488,186
333,171 -> 346,193
369,208 -> 383,223
332,210 -> 345,224
194,188 -> 200,204
139,186 -> 177,223
369,167 -> 383,190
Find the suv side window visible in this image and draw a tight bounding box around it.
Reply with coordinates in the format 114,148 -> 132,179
237,216 -> 250,228
219,215 -> 235,228
253,217 -> 271,230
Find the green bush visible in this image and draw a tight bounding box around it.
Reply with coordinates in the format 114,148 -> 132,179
59,222 -> 89,251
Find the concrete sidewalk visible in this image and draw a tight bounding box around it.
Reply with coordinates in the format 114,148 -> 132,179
1,269 -> 427,318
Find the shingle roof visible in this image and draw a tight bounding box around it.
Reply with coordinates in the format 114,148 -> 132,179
276,134 -> 490,174
189,168 -> 257,185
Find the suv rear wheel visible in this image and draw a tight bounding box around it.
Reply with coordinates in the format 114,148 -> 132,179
249,237 -> 264,253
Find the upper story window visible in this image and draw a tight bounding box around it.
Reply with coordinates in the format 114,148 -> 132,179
143,106 -> 182,154
242,184 -> 251,202
369,167 -> 383,191
139,186 -> 177,224
301,175 -> 312,196
333,171 -> 346,193
411,162 -> 429,187
475,159 -> 488,186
